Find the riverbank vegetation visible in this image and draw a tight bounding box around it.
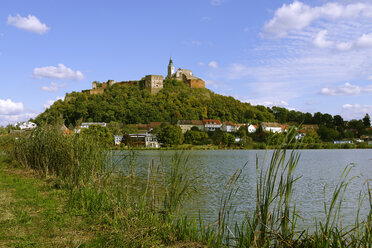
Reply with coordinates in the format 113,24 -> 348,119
0,127 -> 371,247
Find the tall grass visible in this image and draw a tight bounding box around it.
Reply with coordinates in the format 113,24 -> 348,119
2,126 -> 372,247
5,126 -> 201,246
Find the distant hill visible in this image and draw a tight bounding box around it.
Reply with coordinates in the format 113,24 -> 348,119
34,79 -> 275,126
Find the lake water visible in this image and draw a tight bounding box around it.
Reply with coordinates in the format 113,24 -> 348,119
119,149 -> 372,230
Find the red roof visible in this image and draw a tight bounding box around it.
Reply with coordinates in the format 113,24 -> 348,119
224,121 -> 236,126
203,119 -> 222,125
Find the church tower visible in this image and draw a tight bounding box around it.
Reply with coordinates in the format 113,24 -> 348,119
167,57 -> 174,78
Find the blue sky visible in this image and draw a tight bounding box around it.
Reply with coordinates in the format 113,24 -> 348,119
1,0 -> 372,125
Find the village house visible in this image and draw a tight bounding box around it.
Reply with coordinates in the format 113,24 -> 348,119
248,124 -> 258,133
261,122 -> 282,133
13,121 -> 37,130
114,135 -> 123,145
221,121 -> 238,132
177,120 -> 204,133
203,119 -> 222,132
75,122 -> 107,133
125,132 -> 160,148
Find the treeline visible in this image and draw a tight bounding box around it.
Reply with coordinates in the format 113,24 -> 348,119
34,79 -> 274,126
33,79 -> 371,141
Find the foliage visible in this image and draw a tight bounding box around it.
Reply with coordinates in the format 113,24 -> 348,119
34,80 -> 275,126
184,130 -> 209,145
79,124 -> 114,148
157,125 -> 184,146
221,132 -> 235,146
363,113 -> 371,128
317,126 -> 340,142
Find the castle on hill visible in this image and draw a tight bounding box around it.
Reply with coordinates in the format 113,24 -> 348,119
87,58 -> 205,95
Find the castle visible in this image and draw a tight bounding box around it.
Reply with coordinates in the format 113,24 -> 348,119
87,59 -> 205,95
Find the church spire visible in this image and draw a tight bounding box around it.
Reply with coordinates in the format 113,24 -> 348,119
167,57 -> 174,78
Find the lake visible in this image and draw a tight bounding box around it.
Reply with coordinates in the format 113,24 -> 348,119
118,149 -> 372,230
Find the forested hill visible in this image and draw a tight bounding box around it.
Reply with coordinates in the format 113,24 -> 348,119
34,79 -> 275,126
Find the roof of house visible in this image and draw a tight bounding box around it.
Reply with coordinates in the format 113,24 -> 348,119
223,121 -> 236,126
136,124 -> 149,130
178,120 -> 203,125
203,119 -> 222,125
149,122 -> 169,128
261,122 -> 282,128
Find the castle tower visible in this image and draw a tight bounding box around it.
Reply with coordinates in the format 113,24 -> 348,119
167,57 -> 175,78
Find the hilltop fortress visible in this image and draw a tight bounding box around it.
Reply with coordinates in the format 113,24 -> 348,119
87,59 -> 205,95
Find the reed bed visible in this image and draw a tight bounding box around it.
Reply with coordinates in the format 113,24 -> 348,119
1,126 -> 372,247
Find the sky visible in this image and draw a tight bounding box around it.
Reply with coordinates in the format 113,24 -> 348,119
1,0 -> 372,125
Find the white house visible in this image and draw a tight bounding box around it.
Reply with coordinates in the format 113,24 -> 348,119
75,122 -> 107,133
247,124 -> 258,133
14,121 -> 37,130
81,122 -> 107,128
261,122 -> 282,133
203,119 -> 222,132
114,135 -> 123,145
222,121 -> 238,132
126,133 -> 160,148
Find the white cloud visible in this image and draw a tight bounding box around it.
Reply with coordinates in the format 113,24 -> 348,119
0,99 -> 23,115
342,104 -> 372,120
210,0 -> 225,6
0,112 -> 37,126
7,14 -> 50,34
41,82 -> 65,92
191,40 -> 201,46
33,64 -> 84,80
313,30 -> 333,48
44,96 -> 64,109
208,61 -> 218,68
319,83 -> 361,96
0,99 -> 37,126
263,1 -> 372,37
319,83 -> 372,96
199,62 -> 205,66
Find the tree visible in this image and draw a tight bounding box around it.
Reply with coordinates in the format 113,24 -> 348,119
184,130 -> 208,145
157,125 -> 183,146
222,132 -> 235,146
302,130 -> 320,143
317,126 -> 339,142
80,125 -> 114,147
363,113 -> 371,128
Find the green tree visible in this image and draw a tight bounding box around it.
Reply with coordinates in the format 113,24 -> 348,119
317,126 -> 339,142
222,132 -> 235,146
363,113 -> 371,128
184,130 -> 208,145
157,125 -> 183,146
302,130 -> 320,143
80,125 -> 114,147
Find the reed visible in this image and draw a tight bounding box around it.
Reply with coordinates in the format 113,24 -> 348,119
3,126 -> 372,247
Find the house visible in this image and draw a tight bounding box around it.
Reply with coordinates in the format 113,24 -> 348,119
177,120 -> 204,133
81,122 -> 107,128
149,122 -> 169,131
261,122 -> 282,133
203,119 -> 222,131
248,124 -> 258,133
114,135 -> 123,145
222,121 -> 238,132
126,132 -> 159,148
13,121 -> 37,130
75,122 -> 107,133
334,140 -> 353,144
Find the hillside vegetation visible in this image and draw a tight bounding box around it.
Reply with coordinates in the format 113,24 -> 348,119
34,79 -> 275,126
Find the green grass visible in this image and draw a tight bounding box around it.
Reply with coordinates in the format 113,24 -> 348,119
1,126 -> 372,247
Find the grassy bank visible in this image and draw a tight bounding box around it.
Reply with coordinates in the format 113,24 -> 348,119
1,127 -> 372,247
